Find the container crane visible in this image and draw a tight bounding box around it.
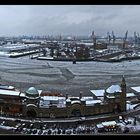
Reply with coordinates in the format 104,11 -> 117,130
107,32 -> 111,44
112,31 -> 116,44
91,31 -> 96,56
123,30 -> 128,50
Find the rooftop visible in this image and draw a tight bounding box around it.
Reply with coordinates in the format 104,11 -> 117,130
131,86 -> 140,93
126,93 -> 136,98
90,89 -> 105,97
0,89 -> 21,96
106,85 -> 122,94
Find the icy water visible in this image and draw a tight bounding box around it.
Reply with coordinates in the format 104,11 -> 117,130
0,55 -> 140,96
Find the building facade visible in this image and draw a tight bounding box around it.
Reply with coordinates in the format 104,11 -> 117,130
0,76 -> 127,118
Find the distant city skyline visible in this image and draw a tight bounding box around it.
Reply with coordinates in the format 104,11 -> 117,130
0,5 -> 140,37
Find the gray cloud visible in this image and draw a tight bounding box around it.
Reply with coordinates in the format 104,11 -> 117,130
0,5 -> 140,36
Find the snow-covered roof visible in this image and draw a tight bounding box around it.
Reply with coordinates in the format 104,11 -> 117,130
80,98 -> 86,101
106,95 -> 115,98
90,90 -> 105,97
102,121 -> 117,126
86,99 -> 102,105
66,98 -> 71,102
106,85 -> 122,93
96,123 -> 104,128
131,86 -> 140,93
40,96 -> 66,108
0,85 -> 15,90
71,100 -> 81,104
81,96 -> 93,100
19,93 -> 25,97
0,89 -> 20,96
41,96 -> 65,101
97,97 -> 104,101
126,93 -> 136,98
126,103 -> 139,110
77,42 -> 93,46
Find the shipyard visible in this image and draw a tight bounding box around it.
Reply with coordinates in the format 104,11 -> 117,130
0,5 -> 140,135
0,37 -> 140,134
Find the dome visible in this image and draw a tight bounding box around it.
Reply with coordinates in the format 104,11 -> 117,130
26,87 -> 39,98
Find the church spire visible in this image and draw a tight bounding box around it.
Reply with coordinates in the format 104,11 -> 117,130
120,75 -> 127,112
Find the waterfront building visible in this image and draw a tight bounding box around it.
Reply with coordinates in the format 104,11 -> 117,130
0,76 -> 127,118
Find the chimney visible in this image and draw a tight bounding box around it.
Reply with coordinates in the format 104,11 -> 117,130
66,93 -> 68,99
79,91 -> 82,99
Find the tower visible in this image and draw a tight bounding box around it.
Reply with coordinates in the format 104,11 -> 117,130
23,87 -> 40,118
120,75 -> 127,112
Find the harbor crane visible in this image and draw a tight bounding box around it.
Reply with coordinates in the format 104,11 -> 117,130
134,32 -> 140,47
123,30 -> 128,50
112,31 -> 116,44
91,31 -> 96,56
107,32 -> 111,44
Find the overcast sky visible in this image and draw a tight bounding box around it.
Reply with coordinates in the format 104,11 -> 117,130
0,5 -> 140,37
